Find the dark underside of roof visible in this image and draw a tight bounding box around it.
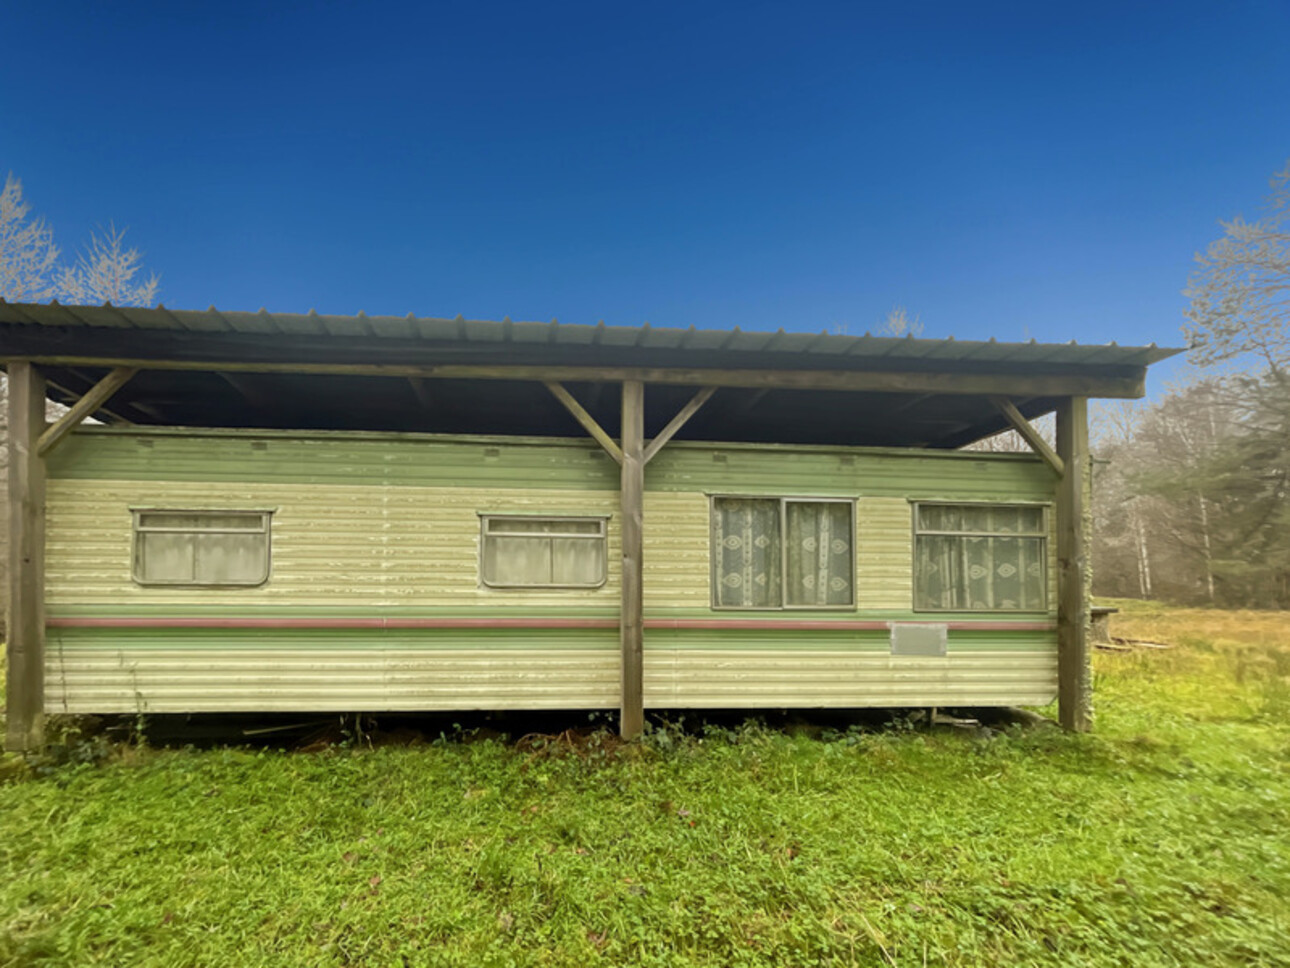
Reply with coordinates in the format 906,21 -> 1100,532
39,365 -> 1065,449
0,303 -> 1183,450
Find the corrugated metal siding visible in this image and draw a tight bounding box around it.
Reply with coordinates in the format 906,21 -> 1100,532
48,428 -> 1056,501
643,650 -> 1057,707
46,645 -> 1054,712
43,427 -> 1060,712
47,649 -> 620,713
48,431 -> 619,490
46,481 -> 624,608
857,498 -> 912,610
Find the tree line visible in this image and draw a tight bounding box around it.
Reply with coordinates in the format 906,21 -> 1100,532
1093,160 -> 1288,608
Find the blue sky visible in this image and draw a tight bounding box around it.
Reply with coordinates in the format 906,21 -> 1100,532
3,1 -> 1288,390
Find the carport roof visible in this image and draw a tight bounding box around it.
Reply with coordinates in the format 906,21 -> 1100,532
0,301 -> 1184,449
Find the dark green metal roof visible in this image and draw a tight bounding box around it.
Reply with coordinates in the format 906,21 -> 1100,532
0,299 -> 1181,370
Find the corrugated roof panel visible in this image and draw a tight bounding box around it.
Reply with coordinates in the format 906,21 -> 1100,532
0,300 -> 1184,368
223,310 -> 276,335
366,314 -> 416,339
505,320 -> 550,344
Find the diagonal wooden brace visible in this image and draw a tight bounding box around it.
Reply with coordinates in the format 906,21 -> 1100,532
37,366 -> 137,457
990,396 -> 1065,477
544,381 -> 624,464
643,386 -> 716,465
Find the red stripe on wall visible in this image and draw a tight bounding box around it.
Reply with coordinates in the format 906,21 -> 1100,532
46,616 -> 1055,632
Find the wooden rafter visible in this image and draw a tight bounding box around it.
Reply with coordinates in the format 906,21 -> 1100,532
407,377 -> 435,408
990,396 -> 1065,477
543,381 -> 624,464
36,366 -> 137,457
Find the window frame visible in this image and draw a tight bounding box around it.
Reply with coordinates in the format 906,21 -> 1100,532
910,500 -> 1050,613
131,507 -> 274,588
478,513 -> 610,590
709,494 -> 856,611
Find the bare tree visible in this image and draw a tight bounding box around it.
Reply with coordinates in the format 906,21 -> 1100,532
1184,159 -> 1289,374
57,223 -> 160,307
0,173 -> 60,302
880,305 -> 924,337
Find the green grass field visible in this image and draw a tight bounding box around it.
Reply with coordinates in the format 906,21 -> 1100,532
2,602 -> 1288,967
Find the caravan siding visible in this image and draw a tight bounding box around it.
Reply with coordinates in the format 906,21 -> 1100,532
43,428 -> 1058,713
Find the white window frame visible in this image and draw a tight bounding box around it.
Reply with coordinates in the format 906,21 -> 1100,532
911,500 -> 1050,613
131,508 -> 274,588
478,514 -> 610,590
709,495 -> 856,611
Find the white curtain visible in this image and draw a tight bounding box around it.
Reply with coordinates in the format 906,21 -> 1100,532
713,499 -> 780,607
915,505 -> 1045,610
784,501 -> 853,606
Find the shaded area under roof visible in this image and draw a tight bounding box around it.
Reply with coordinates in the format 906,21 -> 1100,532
0,301 -> 1184,449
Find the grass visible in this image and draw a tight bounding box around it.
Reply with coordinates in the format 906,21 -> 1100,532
2,601 -> 1289,967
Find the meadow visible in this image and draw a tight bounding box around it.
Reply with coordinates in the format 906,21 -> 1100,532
1,602 -> 1288,967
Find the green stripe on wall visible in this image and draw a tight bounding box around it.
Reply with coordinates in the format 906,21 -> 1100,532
49,427 -> 1055,501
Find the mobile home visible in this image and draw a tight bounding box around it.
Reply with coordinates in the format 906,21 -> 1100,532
1,302 -> 1179,749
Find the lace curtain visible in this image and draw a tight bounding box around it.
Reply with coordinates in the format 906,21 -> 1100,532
713,498 -> 852,608
914,505 -> 1045,611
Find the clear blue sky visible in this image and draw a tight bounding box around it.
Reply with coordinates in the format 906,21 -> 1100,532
3,1 -> 1288,390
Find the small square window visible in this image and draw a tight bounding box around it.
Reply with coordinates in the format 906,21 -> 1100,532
480,515 -> 608,589
133,510 -> 272,586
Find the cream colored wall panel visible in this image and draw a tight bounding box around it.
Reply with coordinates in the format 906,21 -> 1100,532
46,649 -> 620,713
856,498 -> 913,611
45,480 -> 623,608
642,649 -> 1056,707
642,491 -> 711,609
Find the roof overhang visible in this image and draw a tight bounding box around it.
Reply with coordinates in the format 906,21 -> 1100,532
0,301 -> 1184,449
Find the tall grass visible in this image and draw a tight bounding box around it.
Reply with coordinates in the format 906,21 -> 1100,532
2,603 -> 1288,967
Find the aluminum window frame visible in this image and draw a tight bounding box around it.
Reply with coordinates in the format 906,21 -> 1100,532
709,494 -> 857,611
910,500 -> 1051,613
130,507 -> 274,588
478,513 -> 610,590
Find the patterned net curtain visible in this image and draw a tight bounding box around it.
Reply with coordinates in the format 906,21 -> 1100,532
914,505 -> 1046,610
784,501 -> 853,606
713,499 -> 781,607
713,498 -> 852,607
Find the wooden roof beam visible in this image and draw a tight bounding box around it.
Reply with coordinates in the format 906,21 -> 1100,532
0,356 -> 1149,399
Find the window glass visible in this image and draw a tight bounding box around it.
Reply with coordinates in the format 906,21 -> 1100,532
914,504 -> 1046,611
712,497 -> 853,609
784,500 -> 853,607
134,510 -> 271,586
480,516 -> 607,588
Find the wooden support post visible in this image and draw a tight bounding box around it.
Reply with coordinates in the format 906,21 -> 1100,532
37,366 -> 136,457
6,362 -> 47,751
1056,396 -> 1091,732
619,380 -> 645,739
